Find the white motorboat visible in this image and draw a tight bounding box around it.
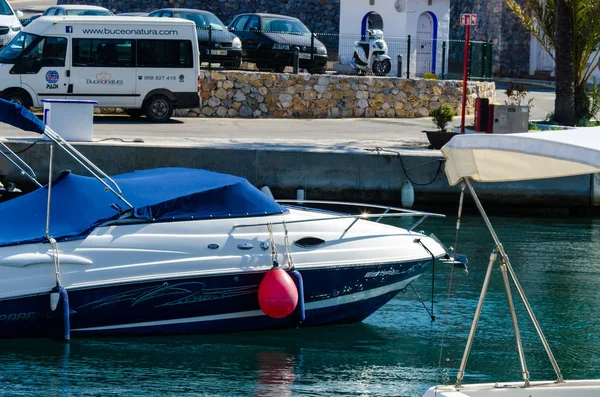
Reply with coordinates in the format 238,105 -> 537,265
423,128 -> 600,396
0,99 -> 457,340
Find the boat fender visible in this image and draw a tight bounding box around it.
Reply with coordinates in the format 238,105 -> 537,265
288,270 -> 305,325
49,284 -> 71,342
258,267 -> 298,319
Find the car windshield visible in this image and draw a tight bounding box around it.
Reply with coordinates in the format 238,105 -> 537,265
174,12 -> 225,31
0,0 -> 12,16
261,17 -> 310,34
0,32 -> 40,63
66,9 -> 113,16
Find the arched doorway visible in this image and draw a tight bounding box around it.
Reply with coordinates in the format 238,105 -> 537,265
415,11 -> 438,76
361,12 -> 383,40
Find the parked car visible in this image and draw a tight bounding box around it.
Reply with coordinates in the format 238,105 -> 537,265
42,5 -> 114,16
148,8 -> 242,69
228,13 -> 328,73
0,0 -> 23,48
21,13 -> 42,27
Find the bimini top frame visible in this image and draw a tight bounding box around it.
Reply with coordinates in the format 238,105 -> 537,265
439,129 -> 600,388
0,98 -> 133,210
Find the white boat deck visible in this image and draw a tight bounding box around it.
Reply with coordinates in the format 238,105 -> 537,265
423,379 -> 600,396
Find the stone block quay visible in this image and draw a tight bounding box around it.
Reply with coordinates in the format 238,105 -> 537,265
175,71 -> 495,119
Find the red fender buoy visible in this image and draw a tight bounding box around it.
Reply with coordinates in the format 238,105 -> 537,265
258,267 -> 299,318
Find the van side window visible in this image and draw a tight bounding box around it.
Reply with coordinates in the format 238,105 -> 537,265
136,40 -> 192,68
42,37 -> 67,67
72,38 -> 134,67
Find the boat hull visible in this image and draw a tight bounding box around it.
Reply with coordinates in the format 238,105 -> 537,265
0,259 -> 430,338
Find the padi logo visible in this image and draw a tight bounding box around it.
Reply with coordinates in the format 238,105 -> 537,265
45,70 -> 59,89
86,71 -> 123,85
179,74 -> 185,82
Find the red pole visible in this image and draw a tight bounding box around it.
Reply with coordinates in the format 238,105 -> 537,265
460,23 -> 471,134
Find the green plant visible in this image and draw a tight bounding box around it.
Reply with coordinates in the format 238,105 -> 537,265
586,77 -> 600,120
430,104 -> 455,132
504,82 -> 534,110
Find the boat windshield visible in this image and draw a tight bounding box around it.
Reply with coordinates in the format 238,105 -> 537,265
0,32 -> 41,64
262,17 -> 310,35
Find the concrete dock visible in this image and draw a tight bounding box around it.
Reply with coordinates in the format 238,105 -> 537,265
0,114 -> 597,212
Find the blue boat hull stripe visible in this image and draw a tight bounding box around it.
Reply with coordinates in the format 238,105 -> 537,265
71,276 -> 416,332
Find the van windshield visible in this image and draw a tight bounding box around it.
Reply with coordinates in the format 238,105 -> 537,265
0,32 -> 40,63
0,0 -> 13,15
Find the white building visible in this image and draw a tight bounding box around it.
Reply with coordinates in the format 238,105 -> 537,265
530,38 -> 600,83
338,0 -> 450,77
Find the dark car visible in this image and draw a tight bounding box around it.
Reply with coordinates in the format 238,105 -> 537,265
148,8 -> 242,69
21,13 -> 41,27
228,13 -> 328,73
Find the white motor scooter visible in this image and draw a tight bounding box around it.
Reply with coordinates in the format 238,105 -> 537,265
350,29 -> 392,76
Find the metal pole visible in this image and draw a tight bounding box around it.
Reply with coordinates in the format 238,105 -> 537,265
397,55 -> 403,78
455,247 -> 498,387
460,25 -> 470,134
293,46 -> 299,74
499,260 -> 531,386
487,40 -> 493,79
480,42 -> 486,79
311,33 -> 315,71
208,26 -> 212,71
441,41 -> 446,80
463,178 -> 564,384
406,35 -> 411,79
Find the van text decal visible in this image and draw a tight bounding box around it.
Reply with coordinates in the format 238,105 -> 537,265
45,70 -> 59,89
81,28 -> 179,36
86,71 -> 123,86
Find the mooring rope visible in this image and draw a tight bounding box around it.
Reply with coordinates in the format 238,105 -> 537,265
282,220 -> 295,271
436,182 -> 466,386
267,223 -> 279,267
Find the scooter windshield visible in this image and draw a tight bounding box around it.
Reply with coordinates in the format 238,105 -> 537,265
0,32 -> 40,64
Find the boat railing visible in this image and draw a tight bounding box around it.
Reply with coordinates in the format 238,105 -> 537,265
0,141 -> 42,187
42,126 -> 133,210
234,199 -> 445,232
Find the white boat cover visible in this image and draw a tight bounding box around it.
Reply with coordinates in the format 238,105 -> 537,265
441,128 -> 600,185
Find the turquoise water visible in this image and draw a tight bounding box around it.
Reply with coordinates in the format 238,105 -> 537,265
1,214 -> 599,396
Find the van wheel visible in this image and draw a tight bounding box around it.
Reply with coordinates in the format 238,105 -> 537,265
145,95 -> 173,123
2,90 -> 32,109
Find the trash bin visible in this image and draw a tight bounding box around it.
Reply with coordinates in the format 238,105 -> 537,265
41,99 -> 97,142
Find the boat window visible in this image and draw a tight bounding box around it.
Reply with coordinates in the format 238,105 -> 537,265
294,237 -> 325,248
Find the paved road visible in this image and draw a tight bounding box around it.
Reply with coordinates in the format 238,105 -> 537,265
10,0 -> 55,16
0,84 -> 554,153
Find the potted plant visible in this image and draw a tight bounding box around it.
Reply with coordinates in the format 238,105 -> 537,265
424,104 -> 458,149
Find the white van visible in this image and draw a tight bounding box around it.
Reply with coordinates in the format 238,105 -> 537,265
0,16 -> 200,122
0,0 -> 23,47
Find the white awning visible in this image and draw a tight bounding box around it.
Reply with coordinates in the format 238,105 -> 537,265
441,128 -> 600,186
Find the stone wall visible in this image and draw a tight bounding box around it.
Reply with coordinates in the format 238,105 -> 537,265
173,71 -> 495,118
449,0 -> 531,77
